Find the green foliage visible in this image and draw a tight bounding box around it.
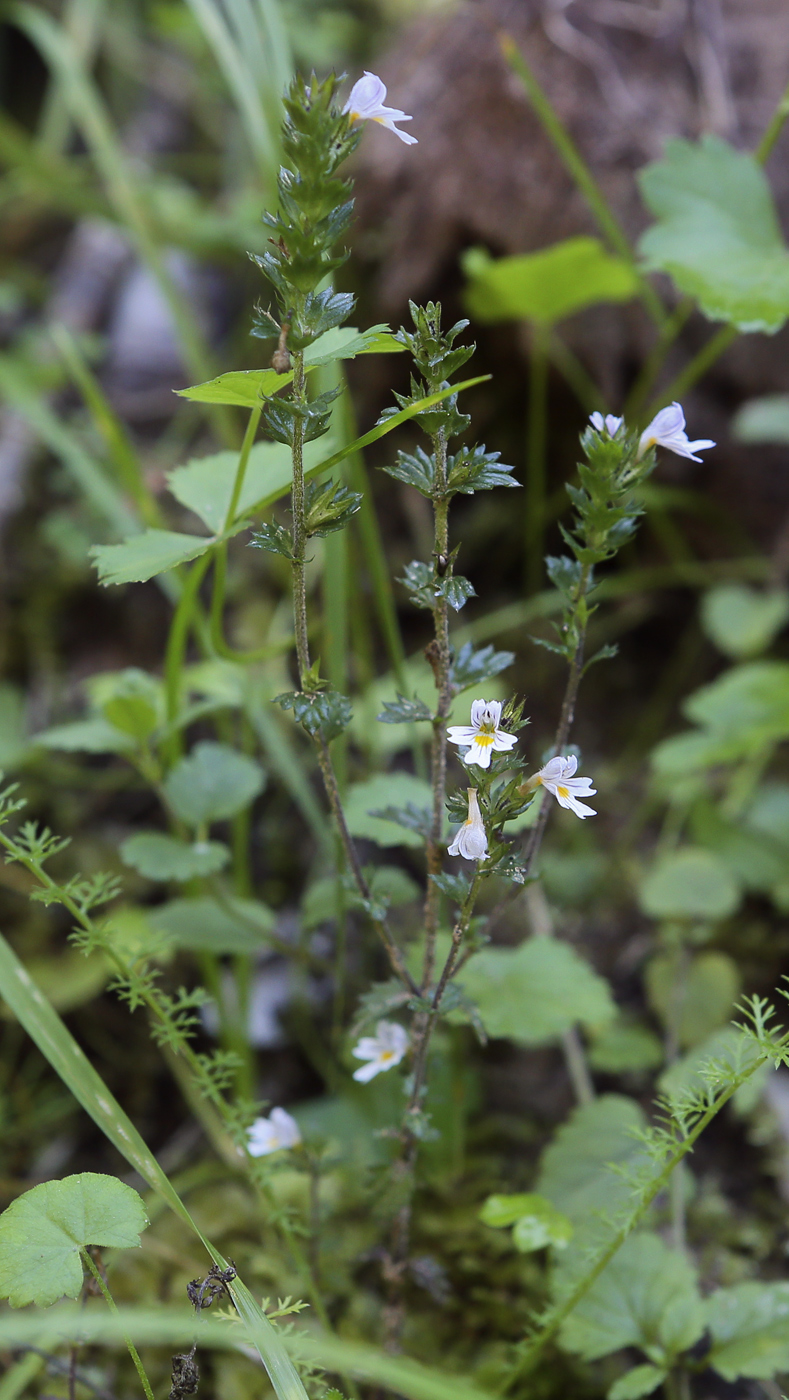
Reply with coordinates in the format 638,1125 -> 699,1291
536,1094 -> 648,1241
449,642 -> 514,692
344,774 -> 434,849
304,476 -> 362,536
164,741 -> 265,826
608,1365 -> 667,1400
275,688 -> 352,742
732,393 -> 789,444
586,1019 -> 664,1074
462,237 -> 638,325
150,896 -> 275,952
645,951 -> 740,1049
35,716 -> 136,753
652,662 -> 789,775
638,847 -> 740,921
479,1193 -> 573,1252
639,135 -> 789,332
91,528 -> 217,586
100,669 -> 161,740
460,937 -> 615,1046
658,1026 -> 765,1110
705,1281 -> 789,1380
377,694 -> 434,725
120,832 -> 230,880
0,1173 -> 147,1308
168,437 -> 332,532
700,583 -> 789,658
558,1232 -> 704,1363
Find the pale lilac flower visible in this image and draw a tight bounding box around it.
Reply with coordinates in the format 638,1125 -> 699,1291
448,788 -> 488,862
533,755 -> 597,819
247,1107 -> 301,1156
447,699 -> 517,769
589,412 -> 624,436
343,72 -> 417,145
352,1020 -> 409,1082
637,402 -> 715,463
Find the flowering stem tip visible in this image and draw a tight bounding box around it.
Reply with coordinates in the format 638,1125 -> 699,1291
352,1020 -> 409,1082
447,699 -> 517,769
527,755 -> 597,819
343,72 -> 417,144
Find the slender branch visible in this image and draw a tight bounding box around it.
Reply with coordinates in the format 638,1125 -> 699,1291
81,1249 -> 155,1400
422,429 -> 453,992
314,737 -> 419,995
291,351 -> 311,683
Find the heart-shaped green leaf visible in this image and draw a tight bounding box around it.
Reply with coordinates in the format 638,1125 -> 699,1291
0,1173 -> 147,1308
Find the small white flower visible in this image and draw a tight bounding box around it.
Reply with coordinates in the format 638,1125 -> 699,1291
247,1107 -> 301,1156
352,1020 -> 409,1082
448,788 -> 488,862
533,754 -> 597,819
343,72 -> 417,145
447,698 -> 517,769
589,412 -> 624,436
637,402 -> 715,463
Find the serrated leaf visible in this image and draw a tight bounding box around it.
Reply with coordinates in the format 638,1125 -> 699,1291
639,136 -> 789,333
706,1281 -> 789,1380
175,366 -> 293,406
251,520 -> 294,558
608,1365 -> 667,1400
437,575 -> 476,611
120,832 -> 229,881
639,848 -> 740,921
429,871 -> 470,903
0,1173 -> 147,1308
167,437 -> 333,534
536,1093 -> 648,1227
149,896 -> 275,953
559,1232 -> 704,1363
163,741 -> 265,826
34,718 -> 135,753
344,774 -> 434,849
377,694 -> 433,724
275,689 -> 352,742
450,642 -> 514,692
303,323 -> 403,366
462,238 -> 638,326
460,937 -> 615,1046
700,584 -> 789,659
91,529 -> 214,586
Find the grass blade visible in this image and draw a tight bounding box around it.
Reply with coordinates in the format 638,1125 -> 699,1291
0,933 -> 310,1400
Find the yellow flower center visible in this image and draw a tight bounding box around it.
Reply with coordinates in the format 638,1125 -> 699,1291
475,730 -> 495,747
380,1050 -> 394,1062
557,785 -> 569,798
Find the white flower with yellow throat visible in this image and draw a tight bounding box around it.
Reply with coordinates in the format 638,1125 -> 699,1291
447,699 -> 517,769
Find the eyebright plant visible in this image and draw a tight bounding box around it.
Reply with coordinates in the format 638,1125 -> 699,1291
6,53 -> 789,1400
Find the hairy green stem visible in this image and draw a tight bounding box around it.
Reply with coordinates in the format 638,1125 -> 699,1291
422,429 -> 452,992
291,351 -> 311,683
80,1250 -> 154,1400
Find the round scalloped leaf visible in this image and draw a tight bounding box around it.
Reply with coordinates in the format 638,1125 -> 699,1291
639,847 -> 740,921
120,832 -> 229,881
461,936 -> 615,1045
700,584 -> 789,660
163,741 -> 265,826
0,1173 -> 148,1308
